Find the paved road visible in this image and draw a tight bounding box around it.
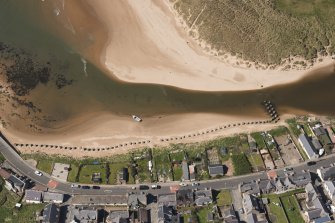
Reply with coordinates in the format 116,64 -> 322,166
1,133 -> 335,197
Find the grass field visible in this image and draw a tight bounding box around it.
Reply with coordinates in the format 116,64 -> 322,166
67,163 -> 79,182
247,153 -> 264,171
172,0 -> 335,64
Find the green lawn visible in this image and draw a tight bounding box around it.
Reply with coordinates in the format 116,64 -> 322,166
247,153 -> 264,171
197,207 -> 211,223
109,163 -> 128,185
269,126 -> 288,137
231,154 -> 252,175
250,132 -> 266,149
67,163 -> 79,182
137,158 -> 151,183
286,119 -> 301,137
281,195 -> 304,223
79,164 -> 106,184
173,165 -> 183,181
36,159 -> 53,174
267,196 -> 288,223
216,190 -> 232,207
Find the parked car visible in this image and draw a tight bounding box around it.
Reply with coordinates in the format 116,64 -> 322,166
284,167 -> 293,172
92,186 -> 100,190
139,185 -> 149,190
131,186 -> 136,190
179,183 -> 187,187
191,182 -> 200,186
34,170 -> 42,176
82,186 -> 90,189
151,184 -> 160,189
307,161 -> 316,166
71,184 -> 80,188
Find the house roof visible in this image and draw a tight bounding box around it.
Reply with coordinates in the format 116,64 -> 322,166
43,203 -> 60,223
324,181 -> 335,196
208,164 -> 224,175
8,175 -> 25,188
298,134 -> 317,159
158,194 -> 177,207
182,160 -> 190,180
312,138 -> 323,150
69,206 -> 98,223
128,193 -> 147,209
108,210 -> 129,223
291,172 -> 311,187
319,166 -> 335,181
176,189 -> 194,205
43,192 -> 64,203
305,208 -> 322,220
194,189 -> 212,206
158,205 -> 180,223
25,190 -> 42,202
314,127 -> 327,137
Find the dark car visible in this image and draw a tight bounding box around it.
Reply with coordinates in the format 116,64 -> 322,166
307,161 -> 316,166
139,185 -> 149,190
82,186 -> 90,189
92,186 -> 100,190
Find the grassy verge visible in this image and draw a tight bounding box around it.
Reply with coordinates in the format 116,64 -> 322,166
36,159 -> 53,174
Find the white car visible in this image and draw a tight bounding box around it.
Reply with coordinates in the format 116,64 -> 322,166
131,186 -> 136,190
191,182 -> 199,186
179,183 -> 187,187
34,170 -> 42,176
71,184 -> 80,188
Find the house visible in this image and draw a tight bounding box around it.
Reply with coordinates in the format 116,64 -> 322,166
158,205 -> 180,223
40,203 -> 60,223
323,181 -> 335,201
106,210 -> 129,223
326,126 -> 335,144
68,206 -> 99,223
188,164 -> 196,181
317,166 -> 335,181
208,164 -> 224,177
91,172 -> 102,183
119,168 -> 128,182
298,134 -> 318,159
304,183 -> 330,222
312,138 -> 323,151
0,168 -> 26,193
220,205 -> 239,223
158,194 -> 177,207
181,160 -> 190,181
314,127 -> 333,148
258,179 -> 275,194
128,193 -> 147,210
176,189 -> 194,206
194,189 -> 212,206
242,194 -> 268,223
239,181 -> 260,195
291,172 -> 312,187
25,189 -> 42,204
43,192 -> 64,204
138,208 -> 150,223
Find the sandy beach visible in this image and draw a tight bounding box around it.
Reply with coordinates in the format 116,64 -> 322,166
83,0 -> 334,91
3,112 -> 295,158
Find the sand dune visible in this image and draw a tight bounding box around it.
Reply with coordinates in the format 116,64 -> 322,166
85,0 -> 334,91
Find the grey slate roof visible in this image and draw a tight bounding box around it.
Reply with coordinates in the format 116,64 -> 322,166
158,205 -> 180,223
182,160 -> 190,181
298,134 -> 317,159
42,203 -> 60,223
312,138 -> 323,150
208,164 -> 224,176
194,189 -> 212,206
318,166 -> 335,181
43,192 -> 64,203
176,189 -> 194,206
314,127 -> 327,137
324,181 -> 335,197
158,194 -> 177,207
25,190 -> 42,202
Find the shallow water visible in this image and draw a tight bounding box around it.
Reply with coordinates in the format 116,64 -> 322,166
0,0 -> 334,130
